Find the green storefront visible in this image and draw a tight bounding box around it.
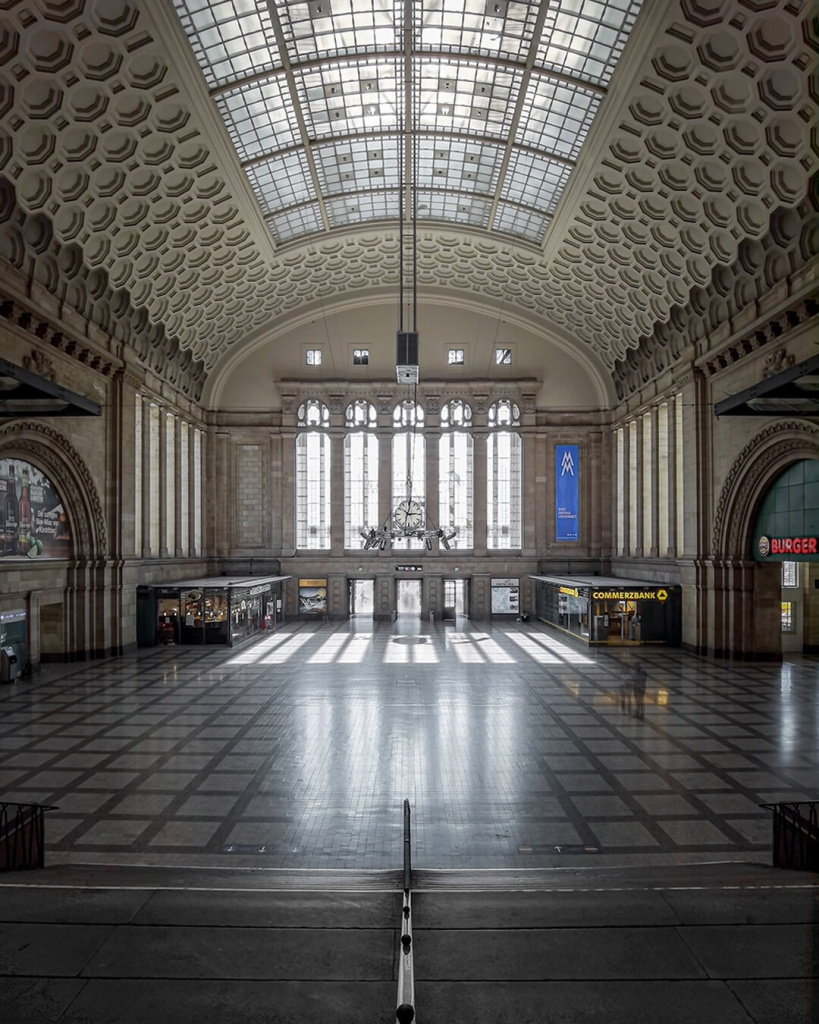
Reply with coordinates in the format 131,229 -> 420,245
752,459 -> 819,562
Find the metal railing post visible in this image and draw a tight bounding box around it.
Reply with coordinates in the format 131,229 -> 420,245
396,798 -> 415,1023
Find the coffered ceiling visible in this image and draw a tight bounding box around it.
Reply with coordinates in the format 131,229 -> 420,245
0,0 -> 815,382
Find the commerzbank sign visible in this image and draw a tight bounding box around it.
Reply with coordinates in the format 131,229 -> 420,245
592,589 -> 669,602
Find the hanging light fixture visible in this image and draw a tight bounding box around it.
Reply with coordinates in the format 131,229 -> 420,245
360,3 -> 456,553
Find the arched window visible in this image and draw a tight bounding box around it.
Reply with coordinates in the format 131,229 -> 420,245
296,400 -> 331,549
486,399 -> 521,549
344,401 -> 379,548
439,400 -> 473,548
392,400 -> 425,549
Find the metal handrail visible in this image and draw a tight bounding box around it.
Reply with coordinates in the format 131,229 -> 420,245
0,801 -> 57,872
759,800 -> 819,871
396,798 -> 415,1023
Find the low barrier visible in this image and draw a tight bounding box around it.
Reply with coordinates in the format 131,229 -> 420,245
759,801 -> 819,871
0,801 -> 56,872
396,798 -> 415,1023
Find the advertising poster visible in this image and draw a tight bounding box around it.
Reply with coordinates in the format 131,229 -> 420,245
0,458 -> 73,559
555,444 -> 579,542
491,578 -> 520,614
298,578 -> 327,614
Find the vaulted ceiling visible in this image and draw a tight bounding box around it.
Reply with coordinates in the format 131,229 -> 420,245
0,0 -> 816,384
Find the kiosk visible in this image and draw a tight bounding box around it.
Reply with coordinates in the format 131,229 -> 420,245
530,575 -> 681,646
138,575 -> 291,648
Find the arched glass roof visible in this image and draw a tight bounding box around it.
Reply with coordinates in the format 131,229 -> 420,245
173,0 -> 643,246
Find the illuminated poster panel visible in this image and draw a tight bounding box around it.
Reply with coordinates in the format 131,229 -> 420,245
555,444 -> 579,542
0,458 -> 72,558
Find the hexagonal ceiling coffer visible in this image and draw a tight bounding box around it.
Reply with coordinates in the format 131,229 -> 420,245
34,0 -> 87,23
26,28 -> 74,72
757,67 -> 801,110
698,30 -> 742,71
682,0 -> 733,29
80,41 -> 123,81
747,15 -> 798,63
652,44 -> 694,82
0,26 -> 20,67
20,77 -> 64,119
91,1 -> 140,38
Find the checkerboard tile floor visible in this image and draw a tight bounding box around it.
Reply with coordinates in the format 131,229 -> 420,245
1,619 -> 817,869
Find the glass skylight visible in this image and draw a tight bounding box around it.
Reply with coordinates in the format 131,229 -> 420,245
172,0 -> 645,245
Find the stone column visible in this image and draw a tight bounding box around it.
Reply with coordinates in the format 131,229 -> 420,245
534,433 -> 549,558
589,429 -> 603,558
281,431 -> 296,557
141,400 -> 153,559
214,432 -> 231,559
174,417 -> 184,557
650,407 -> 660,557
522,431 -> 537,557
159,409 -> 170,558
666,400 -> 678,558
269,432 -> 283,555
378,427 -> 392,535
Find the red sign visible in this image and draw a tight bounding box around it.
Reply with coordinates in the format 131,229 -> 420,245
758,535 -> 817,556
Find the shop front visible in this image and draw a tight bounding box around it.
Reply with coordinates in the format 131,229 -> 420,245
138,575 -> 290,648
531,575 -> 681,646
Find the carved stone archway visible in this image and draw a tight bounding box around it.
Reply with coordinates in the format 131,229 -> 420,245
0,420 -> 107,560
712,420 -> 819,561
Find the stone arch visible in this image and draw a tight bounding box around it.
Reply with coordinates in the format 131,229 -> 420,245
712,420 -> 819,560
0,421 -> 107,559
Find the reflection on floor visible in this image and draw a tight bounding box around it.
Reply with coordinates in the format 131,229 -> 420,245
1,619 -> 817,869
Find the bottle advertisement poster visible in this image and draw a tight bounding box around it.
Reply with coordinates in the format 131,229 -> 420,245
555,444 -> 579,542
0,458 -> 73,558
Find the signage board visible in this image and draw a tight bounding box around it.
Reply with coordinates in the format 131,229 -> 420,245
757,535 -> 817,558
395,565 -> 423,572
555,444 -> 579,542
559,586 -> 580,597
244,583 -> 272,597
0,458 -> 73,559
491,577 -> 519,587
592,589 -> 669,602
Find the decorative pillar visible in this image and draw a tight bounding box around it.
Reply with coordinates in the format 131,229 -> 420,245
281,431 -> 296,557
522,431 -> 537,557
473,431 -> 487,557
330,431 -> 344,553
141,400 -> 153,559
425,429 -> 439,558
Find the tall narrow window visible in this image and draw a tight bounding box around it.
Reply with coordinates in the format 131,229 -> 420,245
134,397 -> 142,556
345,400 -> 379,548
439,400 -> 473,548
487,400 -> 521,549
675,396 -> 684,555
658,403 -> 669,556
392,400 -> 425,550
628,419 -> 638,554
193,429 -> 203,556
296,400 -> 331,549
615,427 -> 625,555
179,422 -> 189,555
642,412 -> 652,555
165,413 -> 175,554
782,561 -> 799,588
149,404 -> 160,555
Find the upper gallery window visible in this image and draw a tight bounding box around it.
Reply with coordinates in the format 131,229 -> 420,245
353,348 -> 369,365
448,348 -> 465,365
297,399 -> 330,427
486,399 -> 522,549
345,399 -> 378,428
305,348 -> 322,366
393,399 -> 425,429
495,348 -> 512,365
487,399 -> 520,426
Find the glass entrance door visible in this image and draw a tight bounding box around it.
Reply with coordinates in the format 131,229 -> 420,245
349,579 -> 374,616
396,579 -> 422,616
443,579 -> 467,620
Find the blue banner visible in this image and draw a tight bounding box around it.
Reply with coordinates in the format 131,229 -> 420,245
555,444 -> 579,542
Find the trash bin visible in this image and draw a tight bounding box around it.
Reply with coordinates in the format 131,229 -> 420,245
0,646 -> 21,683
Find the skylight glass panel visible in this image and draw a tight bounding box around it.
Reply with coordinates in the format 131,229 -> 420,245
295,60 -> 400,139
420,0 -> 539,61
493,202 -> 549,243
245,151 -> 314,214
326,189 -> 400,228
416,136 -> 504,195
216,78 -> 297,161
269,202 -> 324,243
278,0 -> 400,62
416,190 -> 490,227
516,76 -> 600,160
536,0 -> 644,88
418,59 -> 521,139
314,137 -> 400,194
502,150 -> 572,213
172,1 -> 280,89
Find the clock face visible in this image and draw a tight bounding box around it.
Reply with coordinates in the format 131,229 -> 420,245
394,499 -> 424,531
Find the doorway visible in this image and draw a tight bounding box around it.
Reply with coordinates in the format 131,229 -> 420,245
349,579 -> 374,617
396,579 -> 422,616
443,579 -> 467,621
39,602 -> 64,662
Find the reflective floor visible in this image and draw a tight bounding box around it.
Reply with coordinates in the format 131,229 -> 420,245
1,619 -> 817,869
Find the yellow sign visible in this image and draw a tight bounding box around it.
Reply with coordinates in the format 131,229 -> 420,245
559,586 -> 579,597
298,578 -> 327,588
592,590 -> 668,601
657,589 -> 668,602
